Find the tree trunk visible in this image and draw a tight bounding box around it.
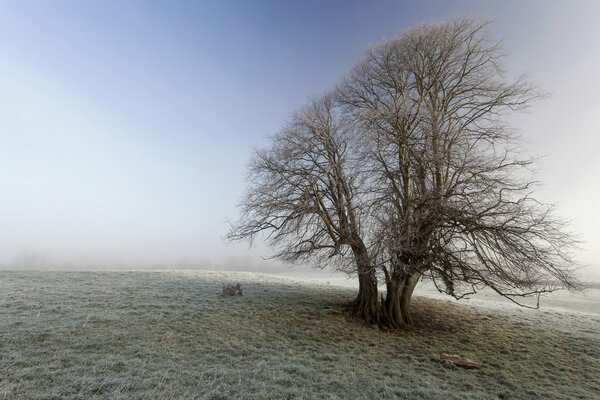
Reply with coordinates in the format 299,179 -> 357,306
381,274 -> 419,328
355,267 -> 379,324
347,246 -> 379,324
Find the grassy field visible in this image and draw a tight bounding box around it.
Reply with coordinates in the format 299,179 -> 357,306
1,271 -> 599,399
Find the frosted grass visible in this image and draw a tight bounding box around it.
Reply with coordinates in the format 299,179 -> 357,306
0,270 -> 598,399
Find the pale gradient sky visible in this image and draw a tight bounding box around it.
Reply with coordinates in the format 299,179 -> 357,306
0,1 -> 598,277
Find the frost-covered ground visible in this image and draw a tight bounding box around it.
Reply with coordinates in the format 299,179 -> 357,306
279,270 -> 600,315
0,270 -> 599,399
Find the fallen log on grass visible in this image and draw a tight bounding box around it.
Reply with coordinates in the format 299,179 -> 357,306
439,353 -> 483,370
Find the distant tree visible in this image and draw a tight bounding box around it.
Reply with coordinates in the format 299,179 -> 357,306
230,17 -> 580,328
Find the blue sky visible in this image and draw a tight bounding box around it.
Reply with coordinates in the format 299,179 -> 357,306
0,1 -> 599,275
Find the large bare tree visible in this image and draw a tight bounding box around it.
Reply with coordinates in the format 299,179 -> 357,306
230,17 -> 579,328
337,17 -> 578,327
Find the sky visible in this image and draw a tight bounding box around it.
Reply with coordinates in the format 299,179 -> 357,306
0,0 -> 599,277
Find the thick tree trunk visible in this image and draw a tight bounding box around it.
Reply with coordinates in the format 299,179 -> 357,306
347,246 -> 379,324
381,274 -> 419,328
355,267 -> 379,324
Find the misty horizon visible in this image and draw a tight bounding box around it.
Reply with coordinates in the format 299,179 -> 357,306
1,0 -> 599,279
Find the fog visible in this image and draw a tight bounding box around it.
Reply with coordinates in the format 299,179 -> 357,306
0,1 -> 599,278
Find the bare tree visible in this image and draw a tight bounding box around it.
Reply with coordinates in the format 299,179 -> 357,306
228,94 -> 379,322
230,17 -> 579,328
337,17 -> 579,327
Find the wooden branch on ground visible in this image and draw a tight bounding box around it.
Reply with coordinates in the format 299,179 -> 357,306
438,353 -> 483,369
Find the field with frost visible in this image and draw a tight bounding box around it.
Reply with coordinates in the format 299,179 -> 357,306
0,270 -> 599,399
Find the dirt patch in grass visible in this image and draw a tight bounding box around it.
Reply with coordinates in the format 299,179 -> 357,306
0,270 -> 598,399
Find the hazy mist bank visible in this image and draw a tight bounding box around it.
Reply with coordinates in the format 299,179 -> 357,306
2,249 -> 599,285
0,248 -> 318,274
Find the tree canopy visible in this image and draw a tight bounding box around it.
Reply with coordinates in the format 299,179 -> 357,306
229,17 -> 579,328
